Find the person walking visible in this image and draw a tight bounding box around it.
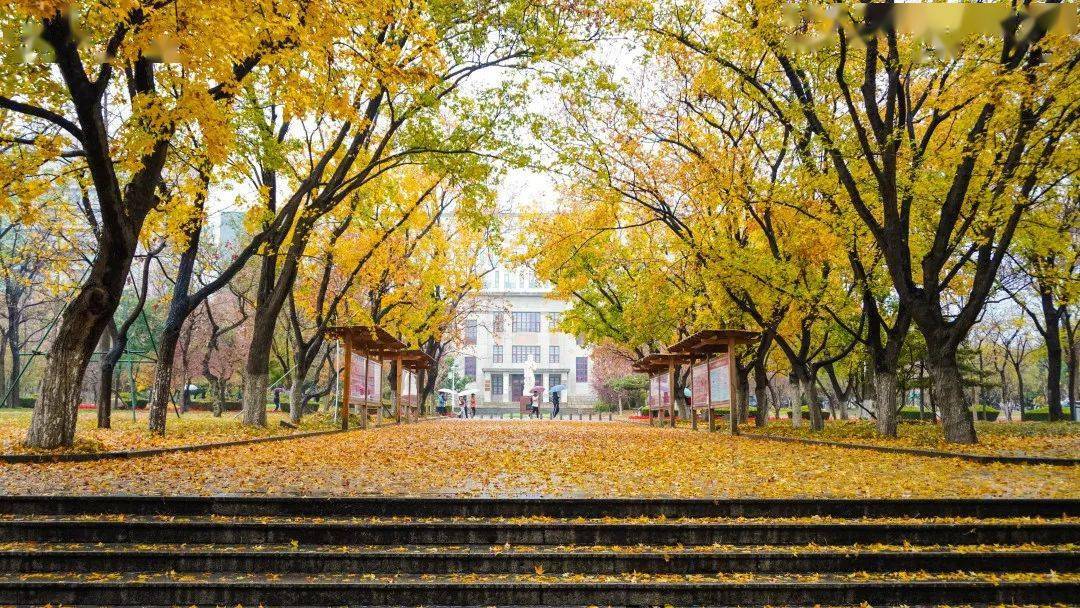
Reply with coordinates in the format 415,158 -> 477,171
550,389 -> 561,419
458,395 -> 468,418
469,394 -> 477,419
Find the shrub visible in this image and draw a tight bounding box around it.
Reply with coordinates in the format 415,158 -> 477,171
898,406 -> 998,422
188,399 -> 242,412
1021,406 -> 1074,422
784,407 -> 832,421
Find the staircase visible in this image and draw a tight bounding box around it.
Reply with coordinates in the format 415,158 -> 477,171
0,496 -> 1076,606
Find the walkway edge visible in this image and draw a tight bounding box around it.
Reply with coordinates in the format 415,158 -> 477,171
743,432 -> 1079,466
0,418 -> 437,465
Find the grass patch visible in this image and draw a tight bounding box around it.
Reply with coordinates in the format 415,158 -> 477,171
742,419 -> 1080,459
0,408 -> 337,455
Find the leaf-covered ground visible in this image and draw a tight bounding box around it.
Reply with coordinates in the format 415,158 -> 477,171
0,420 -> 1076,498
0,409 -> 337,455
740,419 -> 1080,459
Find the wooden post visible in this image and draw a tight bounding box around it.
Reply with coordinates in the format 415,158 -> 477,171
707,355 -> 715,433
668,360 -> 677,428
360,355 -> 369,429
728,338 -> 739,436
341,340 -> 351,431
394,354 -> 403,424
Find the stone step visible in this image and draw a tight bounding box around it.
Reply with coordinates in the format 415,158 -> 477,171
0,516 -> 1074,546
3,542 -> 1074,575
0,572 -> 1074,606
3,495 -> 1076,519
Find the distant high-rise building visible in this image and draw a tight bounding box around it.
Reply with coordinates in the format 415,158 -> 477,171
215,211 -> 247,250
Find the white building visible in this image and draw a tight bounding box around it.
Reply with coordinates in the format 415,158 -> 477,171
452,263 -> 596,406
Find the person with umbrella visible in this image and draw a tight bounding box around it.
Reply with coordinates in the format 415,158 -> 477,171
529,384 -> 545,419
549,384 -> 566,419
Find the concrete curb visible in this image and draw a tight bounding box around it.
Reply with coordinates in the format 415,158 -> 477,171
743,432 -> 1080,466
0,418 -> 438,465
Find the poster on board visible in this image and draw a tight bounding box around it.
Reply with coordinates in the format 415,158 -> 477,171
349,354 -> 368,402
708,354 -> 730,404
649,376 -> 660,408
366,359 -> 381,403
403,370 -> 416,406
692,362 -> 708,407
659,373 -> 671,407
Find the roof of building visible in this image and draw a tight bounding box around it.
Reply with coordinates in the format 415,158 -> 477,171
632,352 -> 693,374
667,329 -> 759,355
397,349 -> 437,371
325,325 -> 407,355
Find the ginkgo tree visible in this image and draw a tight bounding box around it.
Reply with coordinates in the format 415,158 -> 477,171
1,0 -> 334,448
222,0 -> 599,428
647,0 -> 1079,443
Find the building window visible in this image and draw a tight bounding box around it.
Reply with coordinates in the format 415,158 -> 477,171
576,356 -> 588,382
492,345 -> 503,364
484,271 -> 499,290
548,312 -> 562,328
549,345 -> 560,364
464,356 -> 476,379
512,346 -> 541,363
549,373 -> 562,392
491,373 -> 503,396
493,312 -> 504,333
465,318 -> 477,345
503,272 -> 516,290
512,312 -> 541,332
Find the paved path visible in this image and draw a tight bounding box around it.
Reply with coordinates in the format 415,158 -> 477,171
1,420 -> 1076,498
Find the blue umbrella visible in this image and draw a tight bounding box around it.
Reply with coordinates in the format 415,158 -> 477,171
549,384 -> 567,393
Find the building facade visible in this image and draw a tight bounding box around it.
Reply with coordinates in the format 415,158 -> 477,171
452,264 -> 596,406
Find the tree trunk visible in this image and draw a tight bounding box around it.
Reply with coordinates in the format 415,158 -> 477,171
7,309 -> 21,409
804,375 -> 823,431
242,366 -> 269,426
147,324 -> 184,435
1038,287 -> 1064,421
752,359 -> 768,427
27,243 -> 135,448
736,365 -> 750,424
289,368 -> 306,425
211,378 -> 227,417
927,346 -> 977,444
0,338 -> 7,408
240,289 -> 285,427
789,374 -> 802,428
98,361 -> 114,429
871,369 -> 899,437
1068,328 -> 1078,422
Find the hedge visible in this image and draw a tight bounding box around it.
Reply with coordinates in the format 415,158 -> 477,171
187,399 -> 242,412
784,408 -> 831,421
1021,406 -> 1074,422
898,406 -> 999,422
